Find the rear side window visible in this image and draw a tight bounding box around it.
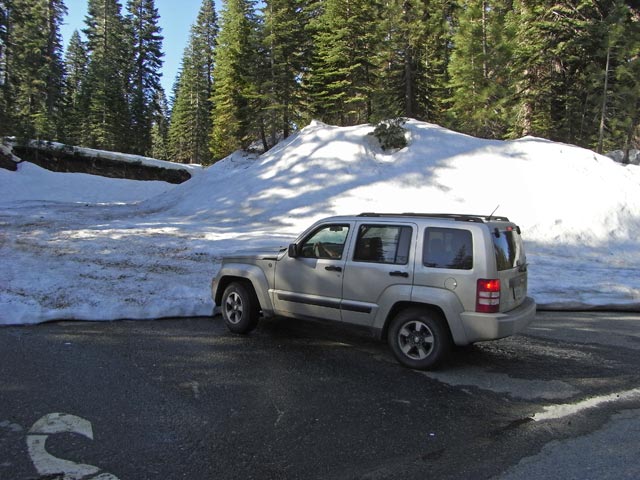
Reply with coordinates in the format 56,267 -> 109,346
354,224 -> 412,264
423,228 -> 473,270
493,229 -> 523,271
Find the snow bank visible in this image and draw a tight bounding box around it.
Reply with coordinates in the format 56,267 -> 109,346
0,161 -> 177,204
1,120 -> 639,325
26,140 -> 206,172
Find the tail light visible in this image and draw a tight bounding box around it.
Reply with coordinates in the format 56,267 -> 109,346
477,279 -> 500,313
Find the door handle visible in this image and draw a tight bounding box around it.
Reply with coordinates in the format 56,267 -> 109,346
325,265 -> 342,272
389,271 -> 409,278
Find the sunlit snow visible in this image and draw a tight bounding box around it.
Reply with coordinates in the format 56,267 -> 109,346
1,120 -> 639,325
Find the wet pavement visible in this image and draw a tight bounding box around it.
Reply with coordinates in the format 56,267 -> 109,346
1,311 -> 639,479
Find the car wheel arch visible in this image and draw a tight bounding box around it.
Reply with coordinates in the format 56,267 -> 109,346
387,306 -> 454,369
216,276 -> 259,308
382,302 -> 449,338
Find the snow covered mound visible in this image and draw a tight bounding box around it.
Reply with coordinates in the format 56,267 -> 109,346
0,161 -> 177,204
149,120 -> 640,245
1,120 -> 639,325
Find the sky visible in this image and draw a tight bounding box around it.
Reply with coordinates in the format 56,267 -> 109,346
2,120 -> 640,325
60,0 -> 222,95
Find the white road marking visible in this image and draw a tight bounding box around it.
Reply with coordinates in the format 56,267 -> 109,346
532,387 -> 640,422
29,412 -> 94,437
89,473 -> 120,479
26,413 -> 120,480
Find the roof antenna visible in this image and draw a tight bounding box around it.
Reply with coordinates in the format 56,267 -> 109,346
488,205 -> 500,221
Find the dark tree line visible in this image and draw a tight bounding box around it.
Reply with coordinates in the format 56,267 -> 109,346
1,0 -> 638,165
0,0 -> 164,155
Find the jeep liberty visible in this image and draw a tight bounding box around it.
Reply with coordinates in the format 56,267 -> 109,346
211,213 -> 536,369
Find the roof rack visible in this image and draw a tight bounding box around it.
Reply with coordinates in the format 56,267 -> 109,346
357,213 -> 510,223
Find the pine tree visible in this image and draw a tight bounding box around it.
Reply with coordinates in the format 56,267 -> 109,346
371,0 -> 404,120
594,1 -> 640,156
448,0 -> 514,138
151,86 -> 170,159
410,0 -> 454,124
126,0 -> 164,156
62,30 -> 88,145
210,0 -> 261,160
373,0 -> 454,123
261,0 -> 311,143
306,0 -> 381,125
507,0 -> 639,151
0,0 -> 11,135
168,0 -> 218,164
83,0 -> 131,151
618,5 -> 640,158
508,1 -> 595,140
4,0 -> 66,140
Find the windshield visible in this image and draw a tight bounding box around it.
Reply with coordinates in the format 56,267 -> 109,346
492,228 -> 524,271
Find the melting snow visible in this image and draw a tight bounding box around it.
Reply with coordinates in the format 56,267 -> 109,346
1,120 -> 639,325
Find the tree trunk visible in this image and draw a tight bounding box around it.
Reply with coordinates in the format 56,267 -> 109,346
597,43 -> 611,154
482,0 -> 488,80
623,97 -> 640,164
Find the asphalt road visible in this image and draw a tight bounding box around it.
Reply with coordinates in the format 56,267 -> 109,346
1,311 -> 639,480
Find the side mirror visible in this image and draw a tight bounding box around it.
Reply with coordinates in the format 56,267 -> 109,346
288,243 -> 300,258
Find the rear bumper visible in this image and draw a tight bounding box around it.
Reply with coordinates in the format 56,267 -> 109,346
458,297 -> 536,344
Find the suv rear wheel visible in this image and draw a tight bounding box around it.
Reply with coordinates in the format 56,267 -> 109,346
221,282 -> 259,334
388,308 -> 451,369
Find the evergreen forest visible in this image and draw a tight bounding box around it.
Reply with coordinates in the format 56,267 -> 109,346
0,0 -> 638,165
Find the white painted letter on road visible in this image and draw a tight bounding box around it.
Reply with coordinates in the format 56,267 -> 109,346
27,413 -> 119,480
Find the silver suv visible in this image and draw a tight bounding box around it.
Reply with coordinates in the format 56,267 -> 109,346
211,213 -> 536,369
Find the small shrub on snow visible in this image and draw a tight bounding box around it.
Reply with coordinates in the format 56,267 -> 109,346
371,118 -> 408,151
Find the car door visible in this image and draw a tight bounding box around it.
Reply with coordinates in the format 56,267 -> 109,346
341,222 -> 415,326
273,223 -> 352,321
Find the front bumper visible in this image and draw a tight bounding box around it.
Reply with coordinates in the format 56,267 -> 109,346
459,296 -> 536,344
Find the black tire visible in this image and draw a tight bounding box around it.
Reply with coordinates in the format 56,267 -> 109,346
387,308 -> 451,370
221,282 -> 259,334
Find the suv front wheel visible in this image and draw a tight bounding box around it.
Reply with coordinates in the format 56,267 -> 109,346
221,282 -> 260,334
388,308 -> 451,370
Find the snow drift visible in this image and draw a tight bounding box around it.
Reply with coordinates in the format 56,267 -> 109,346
1,119 -> 639,325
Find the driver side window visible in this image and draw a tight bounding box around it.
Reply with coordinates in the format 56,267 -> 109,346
300,224 -> 350,260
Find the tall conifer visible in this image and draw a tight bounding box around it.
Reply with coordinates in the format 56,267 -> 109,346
594,1 -> 639,156
508,0 -> 638,150
0,0 -> 12,135
210,0 -> 261,160
448,0 -> 513,138
126,0 -> 164,156
306,0 -> 381,125
151,86 -> 170,159
62,30 -> 88,145
261,0 -> 311,143
168,0 -> 218,164
83,0 -> 131,151
6,0 -> 66,139
371,0 -> 453,123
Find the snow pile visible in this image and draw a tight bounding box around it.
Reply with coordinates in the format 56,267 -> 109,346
1,120 -> 639,325
0,161 -> 177,203
25,140 -> 206,172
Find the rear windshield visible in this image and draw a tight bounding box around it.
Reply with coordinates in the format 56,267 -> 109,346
493,228 -> 524,271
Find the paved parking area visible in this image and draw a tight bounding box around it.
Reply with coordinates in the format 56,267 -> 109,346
1,312 -> 639,479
